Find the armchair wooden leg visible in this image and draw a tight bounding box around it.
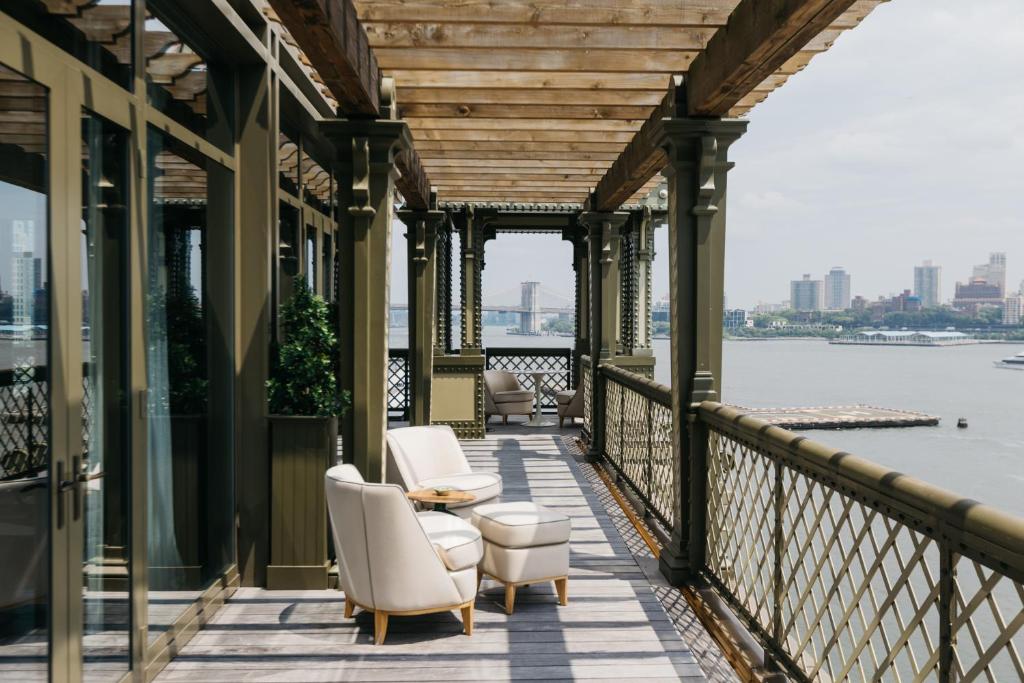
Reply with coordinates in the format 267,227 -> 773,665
461,603 -> 474,636
558,416 -> 564,428
476,566 -> 483,591
374,611 -> 389,645
504,583 -> 517,615
503,415 -> 508,425
343,596 -> 354,619
555,577 -> 568,606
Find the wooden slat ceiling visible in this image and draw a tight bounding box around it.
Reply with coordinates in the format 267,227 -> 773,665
350,0 -> 886,204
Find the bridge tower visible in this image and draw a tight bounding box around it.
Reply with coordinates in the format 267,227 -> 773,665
520,281 -> 540,334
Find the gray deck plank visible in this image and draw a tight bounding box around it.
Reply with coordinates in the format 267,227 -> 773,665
154,432 -> 713,682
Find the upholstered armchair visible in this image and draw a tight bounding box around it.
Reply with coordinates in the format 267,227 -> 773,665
385,425 -> 502,512
483,370 -> 534,424
325,464 -> 483,644
556,384 -> 584,428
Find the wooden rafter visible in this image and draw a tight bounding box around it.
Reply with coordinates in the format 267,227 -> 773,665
348,0 -> 885,204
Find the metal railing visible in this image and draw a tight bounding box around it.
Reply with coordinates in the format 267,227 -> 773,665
386,349 -> 410,421
0,364 -> 49,480
601,363 -> 674,528
485,347 -> 572,413
698,402 -> 1024,681
592,366 -> 1024,680
581,354 -> 592,437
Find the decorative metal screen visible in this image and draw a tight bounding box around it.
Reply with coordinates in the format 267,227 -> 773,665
485,347 -> 571,413
601,364 -> 674,528
387,349 -> 410,421
699,402 -> 1024,682
581,355 -> 592,437
0,365 -> 49,479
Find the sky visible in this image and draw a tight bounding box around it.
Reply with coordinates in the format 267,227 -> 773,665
391,0 -> 1024,309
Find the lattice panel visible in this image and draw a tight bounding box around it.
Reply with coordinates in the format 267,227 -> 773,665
581,359 -> 592,435
704,423 -> 1024,681
0,365 -> 49,479
387,351 -> 409,419
603,374 -> 673,528
486,351 -> 570,412
706,429 -> 776,629
778,466 -> 940,681
950,556 -> 1024,680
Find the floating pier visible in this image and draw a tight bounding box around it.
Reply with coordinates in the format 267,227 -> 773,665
734,405 -> 940,430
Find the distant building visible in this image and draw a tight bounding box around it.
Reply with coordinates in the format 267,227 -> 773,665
11,220 -> 38,329
953,279 -> 1003,314
790,274 -> 824,312
723,309 -> 750,329
1004,294 -> 1024,326
971,252 -> 1007,295
851,295 -> 868,313
823,267 -> 851,311
913,260 -> 942,308
890,290 -> 922,313
753,301 -> 787,314
833,330 -> 976,346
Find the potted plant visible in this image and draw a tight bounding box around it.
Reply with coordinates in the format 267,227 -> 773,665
266,278 -> 350,589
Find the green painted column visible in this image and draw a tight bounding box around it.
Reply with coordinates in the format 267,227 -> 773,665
657,118 -> 747,585
325,119 -> 410,482
579,211 -> 628,460
398,207 -> 445,426
458,208 -> 483,354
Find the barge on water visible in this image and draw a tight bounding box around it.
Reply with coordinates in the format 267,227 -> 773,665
830,330 -> 977,347
735,405 -> 940,429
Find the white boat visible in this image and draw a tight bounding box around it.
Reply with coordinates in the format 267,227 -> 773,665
994,350 -> 1024,370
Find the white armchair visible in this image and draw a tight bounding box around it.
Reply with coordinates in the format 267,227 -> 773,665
385,425 -> 502,512
325,464 -> 483,644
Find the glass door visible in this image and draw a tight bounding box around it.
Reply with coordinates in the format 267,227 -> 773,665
78,108 -> 132,682
0,62 -> 52,683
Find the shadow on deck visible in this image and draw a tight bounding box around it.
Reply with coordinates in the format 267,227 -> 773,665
155,431 -> 737,682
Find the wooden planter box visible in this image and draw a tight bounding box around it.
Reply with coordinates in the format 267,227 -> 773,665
267,415 -> 337,590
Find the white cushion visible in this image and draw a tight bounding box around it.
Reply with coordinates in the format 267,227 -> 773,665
418,472 -> 502,508
555,390 -> 574,405
386,425 -> 470,490
482,541 -> 569,583
493,389 -> 534,404
471,502 -> 571,548
418,512 -> 484,571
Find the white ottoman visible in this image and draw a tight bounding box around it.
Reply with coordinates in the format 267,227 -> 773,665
470,501 -> 571,614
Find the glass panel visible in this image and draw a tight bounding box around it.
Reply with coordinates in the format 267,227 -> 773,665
146,128 -> 233,641
301,151 -> 330,215
0,63 -> 49,681
145,9 -> 230,149
278,132 -> 298,196
276,202 -> 299,322
306,229 -> 316,292
80,109 -> 131,680
321,232 -> 333,302
1,1 -> 134,90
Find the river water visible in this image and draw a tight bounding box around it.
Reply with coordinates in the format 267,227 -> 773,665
395,327 -> 1024,518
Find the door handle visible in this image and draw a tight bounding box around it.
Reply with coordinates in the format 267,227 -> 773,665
55,455 -> 83,527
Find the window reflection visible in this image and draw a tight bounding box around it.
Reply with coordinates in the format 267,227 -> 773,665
0,63 -> 49,678
80,109 -> 131,681
146,128 -> 233,641
1,1 -> 134,90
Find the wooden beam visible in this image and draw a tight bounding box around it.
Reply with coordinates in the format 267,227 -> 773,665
420,150 -> 620,162
386,70 -> 670,91
377,48 -> 696,74
397,87 -> 666,107
686,0 -> 859,116
363,23 -> 716,51
408,118 -> 642,132
415,140 -> 626,153
412,129 -> 635,144
395,143 -> 431,210
400,103 -> 655,121
267,0 -> 381,117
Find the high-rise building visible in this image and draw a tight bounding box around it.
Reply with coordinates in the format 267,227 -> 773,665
790,274 -> 824,312
823,267 -> 851,310
913,260 -> 942,308
11,219 -> 38,329
1004,294 -> 1023,326
971,252 -> 1007,295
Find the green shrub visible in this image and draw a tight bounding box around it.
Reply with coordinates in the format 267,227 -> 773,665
268,279 -> 350,417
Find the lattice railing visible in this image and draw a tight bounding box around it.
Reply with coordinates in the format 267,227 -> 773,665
387,349 -> 410,421
601,363 -> 674,529
581,355 -> 592,437
485,347 -> 571,413
698,402 -> 1024,682
0,365 -> 49,480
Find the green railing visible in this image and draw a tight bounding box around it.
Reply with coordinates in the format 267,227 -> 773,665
600,363 -> 674,528
698,403 -> 1024,681
595,367 -> 1024,681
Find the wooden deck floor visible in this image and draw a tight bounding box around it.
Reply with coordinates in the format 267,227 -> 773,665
155,430 -> 733,682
